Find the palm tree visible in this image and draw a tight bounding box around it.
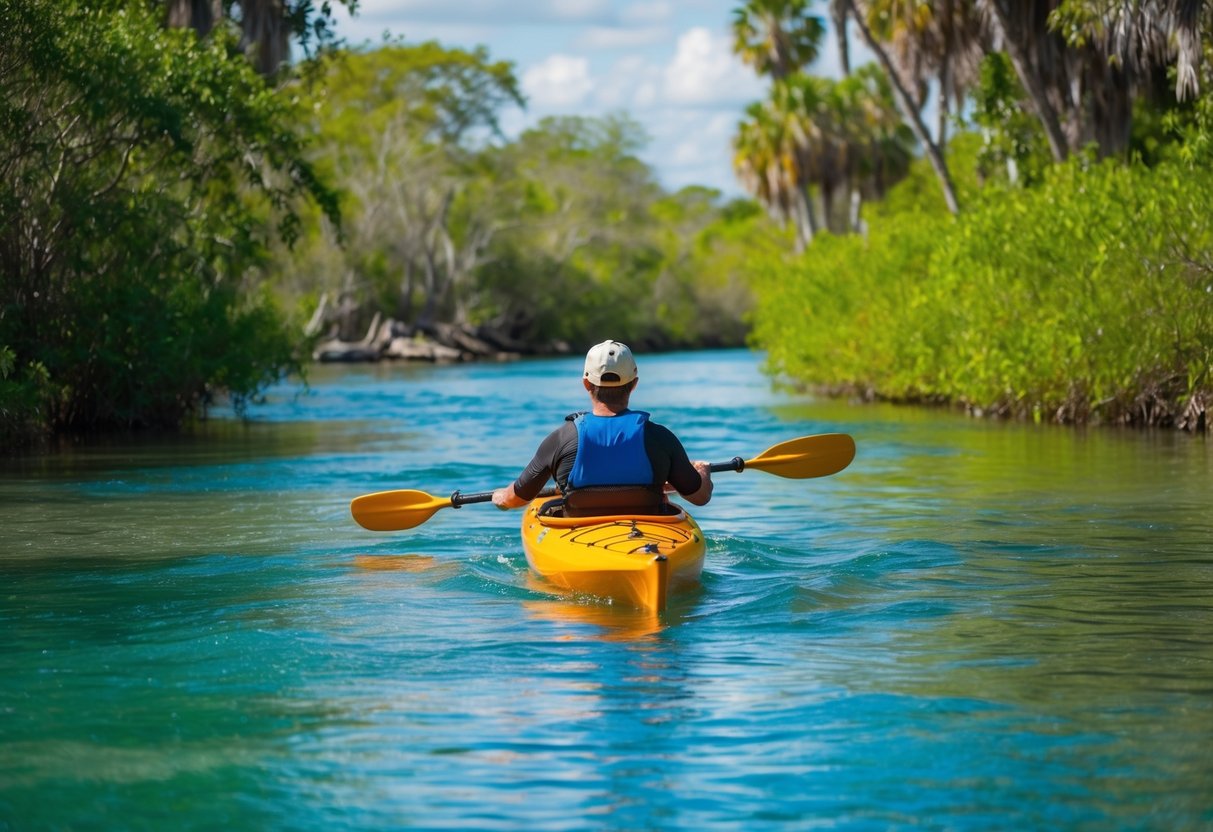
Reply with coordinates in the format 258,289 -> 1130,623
832,64 -> 914,225
781,75 -> 843,230
1040,0 -> 1213,156
733,100 -> 819,250
857,0 -> 984,151
732,0 -> 827,80
1049,0 -> 1212,102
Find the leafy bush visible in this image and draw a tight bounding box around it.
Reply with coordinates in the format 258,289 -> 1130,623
751,146 -> 1213,429
0,1 -> 336,446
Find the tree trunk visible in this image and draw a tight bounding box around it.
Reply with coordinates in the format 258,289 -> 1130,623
937,0 -> 954,152
985,0 -> 1070,162
240,0 -> 290,76
830,0 -> 851,77
1078,45 -> 1134,157
793,185 -> 817,253
417,248 -> 442,327
846,0 -> 960,215
397,261 -> 417,324
165,0 -> 221,36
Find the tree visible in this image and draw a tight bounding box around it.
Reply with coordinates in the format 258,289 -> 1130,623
732,0 -> 826,80
984,0 -> 1080,161
830,0 -> 852,75
284,44 -> 524,336
163,0 -> 357,75
472,115 -> 670,347
858,0 -> 985,150
833,64 -> 915,219
734,98 -> 820,250
1045,0 -> 1213,160
847,0 -> 962,213
731,0 -> 832,245
1050,0 -> 1212,102
0,0 -> 338,442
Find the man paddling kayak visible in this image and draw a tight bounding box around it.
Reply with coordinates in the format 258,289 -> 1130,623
492,340 -> 713,517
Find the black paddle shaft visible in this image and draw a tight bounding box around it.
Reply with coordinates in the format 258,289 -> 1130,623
709,457 -> 746,474
449,486 -> 560,508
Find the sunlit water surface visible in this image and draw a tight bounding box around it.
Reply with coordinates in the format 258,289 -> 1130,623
2,350 -> 1211,830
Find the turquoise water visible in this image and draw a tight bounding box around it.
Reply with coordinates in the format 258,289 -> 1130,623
2,349 -> 1212,830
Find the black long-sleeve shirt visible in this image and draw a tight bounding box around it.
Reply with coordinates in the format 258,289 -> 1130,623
512,412 -> 703,500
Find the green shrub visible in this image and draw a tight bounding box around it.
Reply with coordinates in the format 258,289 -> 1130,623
751,149 -> 1213,429
0,1 -> 334,447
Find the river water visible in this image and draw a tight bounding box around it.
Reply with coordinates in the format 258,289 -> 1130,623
2,349 -> 1211,830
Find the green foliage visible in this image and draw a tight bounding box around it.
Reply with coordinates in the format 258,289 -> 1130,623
0,345 -> 54,448
269,43 -> 527,334
751,147 -> 1213,427
281,52 -> 759,352
0,0 -> 337,445
1163,39 -> 1213,168
469,117 -> 761,351
309,42 -> 523,153
971,52 -> 1051,186
468,115 -> 667,346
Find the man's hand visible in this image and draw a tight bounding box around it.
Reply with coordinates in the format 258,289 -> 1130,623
493,485 -> 526,510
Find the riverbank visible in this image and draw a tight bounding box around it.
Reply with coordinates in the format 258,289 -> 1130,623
322,317 -> 1209,434
748,153 -> 1213,434
308,313 -> 741,365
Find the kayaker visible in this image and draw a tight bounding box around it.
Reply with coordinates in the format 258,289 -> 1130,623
492,340 -> 713,516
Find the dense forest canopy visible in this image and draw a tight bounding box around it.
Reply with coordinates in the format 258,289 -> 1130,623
2,0 -> 1212,448
0,0 -> 341,443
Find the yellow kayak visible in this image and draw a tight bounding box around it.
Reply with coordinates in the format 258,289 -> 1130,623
520,498 -> 705,611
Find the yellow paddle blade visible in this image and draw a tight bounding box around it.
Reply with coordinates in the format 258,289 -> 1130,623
744,433 -> 856,479
350,489 -> 454,531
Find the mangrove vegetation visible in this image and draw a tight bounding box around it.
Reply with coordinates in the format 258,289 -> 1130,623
735,0 -> 1213,431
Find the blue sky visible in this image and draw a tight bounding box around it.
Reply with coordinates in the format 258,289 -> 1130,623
330,1 -> 850,198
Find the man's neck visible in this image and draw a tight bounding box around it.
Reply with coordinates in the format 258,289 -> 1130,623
590,402 -> 628,417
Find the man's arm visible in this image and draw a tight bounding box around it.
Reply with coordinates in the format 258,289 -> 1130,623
654,424 -> 713,506
680,460 -> 713,506
492,425 -> 570,510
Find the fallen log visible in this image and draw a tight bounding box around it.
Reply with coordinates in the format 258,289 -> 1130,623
382,337 -> 464,362
312,313 -> 385,363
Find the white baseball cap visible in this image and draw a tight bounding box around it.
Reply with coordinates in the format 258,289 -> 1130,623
583,340 -> 638,387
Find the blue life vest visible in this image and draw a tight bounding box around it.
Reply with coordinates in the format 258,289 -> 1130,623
568,411 -> 654,489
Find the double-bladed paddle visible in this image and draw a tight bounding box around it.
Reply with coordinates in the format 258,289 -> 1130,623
350,432 -> 855,532
351,486 -> 561,533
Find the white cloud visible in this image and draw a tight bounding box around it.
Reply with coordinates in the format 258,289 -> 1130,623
632,79 -> 660,110
577,25 -> 668,50
645,109 -> 741,194
522,55 -> 595,109
662,27 -> 763,107
594,55 -> 650,109
619,1 -> 674,26
549,0 -> 615,22
363,0 -> 614,25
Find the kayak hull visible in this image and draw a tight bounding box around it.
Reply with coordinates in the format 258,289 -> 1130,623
521,499 -> 705,612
